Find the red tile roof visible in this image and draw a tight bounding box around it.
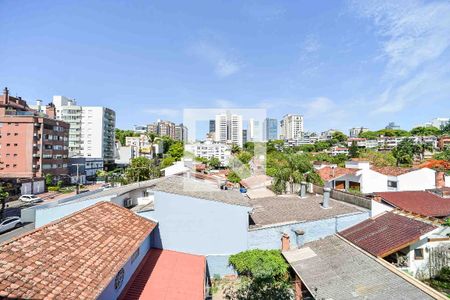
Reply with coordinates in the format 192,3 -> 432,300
339,212 -> 436,257
317,166 -> 358,181
370,166 -> 418,176
0,202 -> 157,300
119,248 -> 206,300
376,191 -> 450,217
418,159 -> 450,170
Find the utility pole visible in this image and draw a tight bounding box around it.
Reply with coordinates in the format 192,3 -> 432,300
71,163 -> 84,194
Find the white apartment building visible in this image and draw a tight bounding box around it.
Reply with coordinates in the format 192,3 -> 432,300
280,114 -> 303,140
215,112 -> 243,147
185,141 -> 231,166
248,118 -> 263,142
349,127 -> 369,138
175,123 -> 188,143
50,96 -> 116,163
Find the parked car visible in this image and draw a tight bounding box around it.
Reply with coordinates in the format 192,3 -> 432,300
19,194 -> 43,203
0,216 -> 22,233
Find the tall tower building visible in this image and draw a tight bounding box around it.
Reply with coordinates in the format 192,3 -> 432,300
263,118 -> 278,141
280,114 -> 303,140
215,112 -> 243,147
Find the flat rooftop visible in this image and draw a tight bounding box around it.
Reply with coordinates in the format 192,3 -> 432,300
249,194 -> 367,228
283,235 -> 436,299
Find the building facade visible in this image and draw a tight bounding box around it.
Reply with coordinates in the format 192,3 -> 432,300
349,127 -> 369,138
0,88 -> 69,180
214,112 -> 243,147
280,114 -> 303,140
48,96 -> 116,163
263,118 -> 278,141
175,123 -> 188,143
185,141 -> 231,166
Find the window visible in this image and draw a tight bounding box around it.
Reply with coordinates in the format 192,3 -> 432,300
414,248 -> 424,260
387,180 -> 398,188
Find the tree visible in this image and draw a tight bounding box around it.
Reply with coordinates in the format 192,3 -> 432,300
231,144 -> 241,154
167,142 -> 184,161
45,174 -> 54,186
0,186 -> 9,220
392,138 -> 415,166
349,141 -> 359,158
273,154 -> 316,194
359,149 -> 396,167
359,131 -> 379,140
237,151 -> 253,164
146,132 -> 162,158
411,126 -> 441,136
224,249 -> 292,300
441,123 -> 450,134
227,171 -> 242,183
160,156 -> 176,168
208,157 -> 221,169
243,142 -> 255,152
314,141 -> 332,152
125,157 -> 160,182
332,131 -> 348,143
414,140 -> 433,161
434,149 -> 450,161
115,129 -> 139,145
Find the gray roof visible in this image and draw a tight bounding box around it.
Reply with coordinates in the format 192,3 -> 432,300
149,176 -> 252,207
283,235 -> 435,300
249,194 -> 366,228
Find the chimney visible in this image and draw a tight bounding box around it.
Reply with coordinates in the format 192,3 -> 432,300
294,229 -> 305,248
3,87 -> 9,103
436,171 -> 445,189
281,233 -> 291,251
322,187 -> 331,208
45,103 -> 56,119
299,181 -> 307,198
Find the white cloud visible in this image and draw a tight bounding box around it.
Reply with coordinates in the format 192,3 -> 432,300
190,42 -> 242,78
144,108 -> 180,118
349,0 -> 450,114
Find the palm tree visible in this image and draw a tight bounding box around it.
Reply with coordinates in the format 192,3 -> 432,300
414,139 -> 433,161
273,154 -> 313,194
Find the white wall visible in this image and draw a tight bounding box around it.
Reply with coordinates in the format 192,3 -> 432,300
371,200 -> 393,217
360,169 -> 388,193
445,175 -> 450,188
397,168 -> 436,191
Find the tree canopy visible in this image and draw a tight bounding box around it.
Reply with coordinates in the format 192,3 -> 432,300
115,128 -> 139,145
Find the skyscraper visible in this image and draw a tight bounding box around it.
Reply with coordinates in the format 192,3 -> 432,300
215,112 -> 243,147
209,119 -> 216,133
280,114 -> 303,140
263,118 -> 278,141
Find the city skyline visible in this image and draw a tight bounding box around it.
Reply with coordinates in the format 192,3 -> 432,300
1,0 -> 450,132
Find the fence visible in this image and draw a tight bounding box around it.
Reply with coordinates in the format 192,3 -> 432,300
311,184 -> 371,210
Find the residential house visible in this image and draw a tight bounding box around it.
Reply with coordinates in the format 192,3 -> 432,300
283,235 -> 442,299
318,160 -> 437,193
340,211 -> 450,278
0,202 -> 207,300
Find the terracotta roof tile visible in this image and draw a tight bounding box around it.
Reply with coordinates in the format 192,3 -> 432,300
371,166 -> 418,176
0,202 -> 157,299
376,191 -> 450,217
317,166 -> 358,181
339,212 -> 436,256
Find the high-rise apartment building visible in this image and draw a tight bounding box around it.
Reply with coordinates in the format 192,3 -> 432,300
209,120 -> 216,133
46,96 -> 116,163
280,114 -> 303,140
349,127 -> 369,138
175,123 -> 188,143
147,119 -> 187,142
0,88 -> 70,180
248,118 -> 263,142
215,112 -> 243,147
263,118 -> 278,141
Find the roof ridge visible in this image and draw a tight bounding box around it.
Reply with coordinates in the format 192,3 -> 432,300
0,201 -> 156,248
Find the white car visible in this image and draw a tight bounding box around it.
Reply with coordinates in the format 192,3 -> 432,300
0,216 -> 22,233
19,194 -> 43,203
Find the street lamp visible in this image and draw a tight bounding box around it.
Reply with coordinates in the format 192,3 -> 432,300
71,163 -> 85,194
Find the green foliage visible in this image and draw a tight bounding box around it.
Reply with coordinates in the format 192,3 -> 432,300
48,186 -> 59,192
125,156 -> 160,182
441,123 -> 450,134
359,149 -> 396,167
231,144 -> 241,154
227,171 -> 242,183
160,136 -> 175,154
434,149 -> 450,161
294,144 -> 315,152
167,141 -> 184,161
267,140 -> 285,153
225,250 -> 293,300
411,126 -> 441,136
208,157 -> 221,169
229,249 -> 289,280
314,140 -> 332,152
243,142 -> 255,152
45,174 -> 54,186
237,151 -> 253,164
273,153 -> 318,194
332,131 -> 348,143
115,128 -> 139,145
392,138 -> 415,166
160,156 -> 176,168
349,140 -> 359,158
0,186 -> 10,220
429,266 -> 450,295
195,156 -> 209,164
359,131 -> 379,140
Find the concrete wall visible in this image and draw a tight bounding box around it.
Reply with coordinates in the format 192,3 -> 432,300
21,180 -> 45,195
138,191 -> 250,256
34,196 -> 113,227
360,169 -> 388,193
98,234 -> 152,300
446,175 -> 450,188
248,212 -> 370,250
206,255 -> 236,278
371,200 -> 393,217
397,168 -> 436,191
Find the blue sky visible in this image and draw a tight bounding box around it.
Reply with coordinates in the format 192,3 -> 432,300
1,0 -> 450,133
